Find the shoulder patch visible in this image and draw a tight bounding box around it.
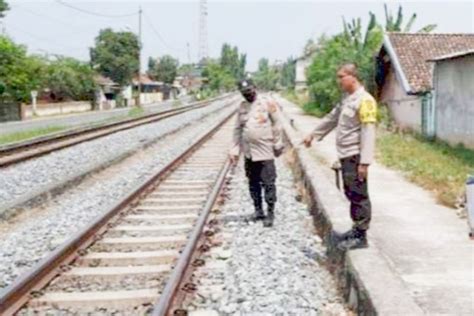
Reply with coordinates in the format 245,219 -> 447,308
359,95 -> 377,124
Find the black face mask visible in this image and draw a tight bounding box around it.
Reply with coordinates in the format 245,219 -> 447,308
242,90 -> 256,102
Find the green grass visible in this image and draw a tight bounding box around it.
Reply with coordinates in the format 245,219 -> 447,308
0,126 -> 67,145
0,107 -> 152,146
282,90 -> 304,106
376,130 -> 474,208
127,106 -> 145,118
282,91 -> 328,118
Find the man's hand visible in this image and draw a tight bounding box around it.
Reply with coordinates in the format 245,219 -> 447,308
357,164 -> 369,181
229,155 -> 239,165
303,135 -> 314,148
267,100 -> 278,113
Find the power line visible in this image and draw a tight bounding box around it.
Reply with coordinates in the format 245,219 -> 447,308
198,0 -> 209,62
55,0 -> 138,18
142,11 -> 186,55
7,24 -> 88,52
13,4 -> 91,32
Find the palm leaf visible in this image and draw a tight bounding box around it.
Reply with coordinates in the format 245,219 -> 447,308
404,13 -> 417,32
418,24 -> 437,33
394,5 -> 403,31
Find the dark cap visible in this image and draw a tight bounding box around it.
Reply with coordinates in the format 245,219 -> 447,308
237,79 -> 255,93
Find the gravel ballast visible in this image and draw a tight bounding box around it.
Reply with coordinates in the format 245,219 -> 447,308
0,102 -> 236,290
185,156 -> 350,315
0,98 -> 235,207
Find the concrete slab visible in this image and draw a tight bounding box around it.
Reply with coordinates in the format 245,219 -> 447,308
276,95 -> 474,315
30,288 -> 158,308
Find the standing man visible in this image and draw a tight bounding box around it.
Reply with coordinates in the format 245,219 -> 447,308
230,79 -> 283,228
303,64 -> 377,250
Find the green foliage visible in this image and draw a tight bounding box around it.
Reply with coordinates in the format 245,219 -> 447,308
90,28 -> 139,86
304,39 -> 318,56
305,26 -> 383,115
148,55 -> 178,84
178,63 -> 196,76
304,4 -> 436,116
201,59 -> 235,92
383,4 -> 437,32
253,58 -> 280,91
0,36 -> 43,101
44,57 -> 96,101
201,43 -> 246,93
220,43 -> 246,80
0,0 -> 9,18
0,35 -> 96,103
279,57 -> 296,89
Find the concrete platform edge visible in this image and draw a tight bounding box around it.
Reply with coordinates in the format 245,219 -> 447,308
279,108 -> 425,315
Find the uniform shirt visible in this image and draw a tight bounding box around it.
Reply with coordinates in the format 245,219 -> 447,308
311,86 -> 377,165
230,95 -> 283,161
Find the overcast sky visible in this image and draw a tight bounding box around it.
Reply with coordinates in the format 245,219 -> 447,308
3,0 -> 473,71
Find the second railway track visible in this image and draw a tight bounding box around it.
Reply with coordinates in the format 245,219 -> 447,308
0,95 -> 233,168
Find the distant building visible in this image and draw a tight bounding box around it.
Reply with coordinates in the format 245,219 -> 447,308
376,32 -> 474,135
94,75 -> 119,110
295,51 -> 316,94
132,74 -> 164,105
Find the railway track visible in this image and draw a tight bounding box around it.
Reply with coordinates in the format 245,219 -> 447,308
0,110 -> 236,315
0,95 -> 233,168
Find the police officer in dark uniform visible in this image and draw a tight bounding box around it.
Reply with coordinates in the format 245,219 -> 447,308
229,79 -> 283,227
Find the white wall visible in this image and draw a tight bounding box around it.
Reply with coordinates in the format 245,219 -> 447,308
295,57 -> 312,92
434,55 -> 474,149
380,67 -> 422,132
24,101 -> 92,118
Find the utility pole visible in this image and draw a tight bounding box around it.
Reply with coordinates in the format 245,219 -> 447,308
137,6 -> 142,107
0,20 -> 5,36
198,0 -> 209,65
187,42 -> 191,64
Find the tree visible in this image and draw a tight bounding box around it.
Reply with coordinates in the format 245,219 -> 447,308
305,13 -> 383,116
178,63 -> 195,76
199,44 -> 247,93
304,4 -> 435,117
304,39 -> 318,56
0,36 -> 40,101
201,59 -> 235,92
220,43 -> 246,80
279,57 -> 296,89
148,55 -> 178,84
383,4 -> 437,33
238,53 -> 247,79
253,58 -> 280,91
90,28 -> 139,86
44,57 -> 96,101
0,0 -> 9,18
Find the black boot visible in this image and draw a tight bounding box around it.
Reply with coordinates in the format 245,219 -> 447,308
263,203 -> 274,227
250,201 -> 265,222
337,228 -> 368,250
251,208 -> 265,221
334,228 -> 358,242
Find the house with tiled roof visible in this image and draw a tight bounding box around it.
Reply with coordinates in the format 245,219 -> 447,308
376,32 -> 474,135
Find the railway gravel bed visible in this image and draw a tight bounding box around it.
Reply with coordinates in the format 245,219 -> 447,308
182,157 -> 350,315
0,103 -> 236,290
